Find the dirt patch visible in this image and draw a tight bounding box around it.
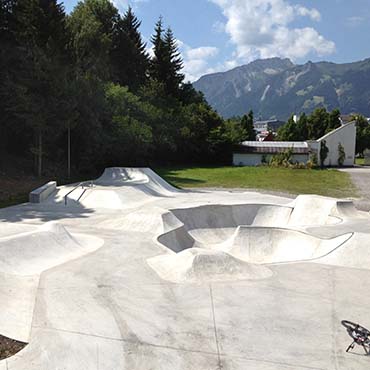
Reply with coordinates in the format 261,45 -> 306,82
0,175 -> 49,208
0,334 -> 27,360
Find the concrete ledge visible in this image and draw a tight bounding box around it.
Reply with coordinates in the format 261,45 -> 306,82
29,181 -> 57,203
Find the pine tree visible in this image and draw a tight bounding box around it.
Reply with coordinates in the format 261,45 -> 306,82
112,6 -> 149,90
296,113 -> 308,140
327,108 -> 341,132
241,110 -> 256,141
9,0 -> 69,176
163,27 -> 184,96
150,18 -> 184,97
150,17 -> 166,83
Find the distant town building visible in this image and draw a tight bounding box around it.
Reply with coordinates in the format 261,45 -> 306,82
253,119 -> 285,133
233,121 -> 356,167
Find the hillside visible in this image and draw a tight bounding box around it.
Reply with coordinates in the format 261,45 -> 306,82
193,57 -> 370,119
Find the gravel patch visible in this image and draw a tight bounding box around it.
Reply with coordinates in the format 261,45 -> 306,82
0,334 -> 27,360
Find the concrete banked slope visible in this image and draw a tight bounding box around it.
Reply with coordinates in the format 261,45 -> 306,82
1,167 -> 370,370
0,222 -> 103,345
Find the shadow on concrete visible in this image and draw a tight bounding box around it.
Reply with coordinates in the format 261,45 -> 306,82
0,203 -> 95,223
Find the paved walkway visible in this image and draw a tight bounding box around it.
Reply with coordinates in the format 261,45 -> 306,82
338,167 -> 370,211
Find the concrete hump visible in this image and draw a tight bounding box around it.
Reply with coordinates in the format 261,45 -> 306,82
334,200 -> 369,219
95,167 -> 178,195
225,226 -> 352,264
96,167 -> 149,185
0,222 -> 103,275
288,195 -> 341,226
147,248 -> 273,283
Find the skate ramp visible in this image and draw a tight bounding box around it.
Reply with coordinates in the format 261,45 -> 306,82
288,195 -> 343,226
45,168 -> 178,208
0,222 -> 103,275
224,226 -> 352,264
156,202 -> 358,267
147,248 -> 273,283
96,167 -> 148,185
172,204 -> 293,230
95,167 -> 178,196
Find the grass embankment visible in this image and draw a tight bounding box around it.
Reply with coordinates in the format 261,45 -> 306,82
355,157 -> 365,166
0,166 -> 358,209
156,166 -> 357,198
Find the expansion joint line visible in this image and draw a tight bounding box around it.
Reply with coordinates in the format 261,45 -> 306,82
209,285 -> 223,370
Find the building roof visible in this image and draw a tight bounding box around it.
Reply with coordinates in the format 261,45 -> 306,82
317,121 -> 356,142
236,141 -> 309,154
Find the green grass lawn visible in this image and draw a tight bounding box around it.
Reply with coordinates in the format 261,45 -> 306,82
355,157 -> 365,165
156,166 -> 358,198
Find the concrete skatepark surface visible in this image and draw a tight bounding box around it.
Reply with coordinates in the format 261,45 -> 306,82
1,167 -> 370,369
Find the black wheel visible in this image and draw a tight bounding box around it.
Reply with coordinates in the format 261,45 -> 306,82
342,320 -> 370,341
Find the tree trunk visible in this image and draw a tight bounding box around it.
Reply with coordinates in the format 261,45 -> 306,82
67,123 -> 71,179
38,129 -> 42,177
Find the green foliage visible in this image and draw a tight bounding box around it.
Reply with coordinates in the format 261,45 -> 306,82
320,140 -> 329,168
1,0 -> 229,177
111,6 -> 149,91
150,18 -> 184,97
208,118 -> 246,163
278,108 -> 342,142
310,153 -> 318,167
67,0 -> 119,79
277,115 -> 299,141
240,110 -> 256,141
269,147 -> 294,167
354,114 -> 370,155
338,142 -> 345,166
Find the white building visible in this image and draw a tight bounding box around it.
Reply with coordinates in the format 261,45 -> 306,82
233,121 -> 356,167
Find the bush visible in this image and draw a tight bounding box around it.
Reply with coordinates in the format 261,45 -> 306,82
338,142 -> 345,166
269,147 -> 293,167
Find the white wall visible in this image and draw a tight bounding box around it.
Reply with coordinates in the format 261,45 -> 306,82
233,153 -> 309,166
317,122 -> 356,166
233,153 -> 263,166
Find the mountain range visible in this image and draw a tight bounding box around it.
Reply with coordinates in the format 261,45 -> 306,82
193,57 -> 370,120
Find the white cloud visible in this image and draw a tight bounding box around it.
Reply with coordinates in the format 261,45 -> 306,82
112,0 -> 148,13
210,0 -> 335,62
186,46 -> 219,60
212,20 -> 226,33
179,43 -> 220,82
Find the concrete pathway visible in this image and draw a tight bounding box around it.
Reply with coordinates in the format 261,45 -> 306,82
338,167 -> 370,211
0,168 -> 370,370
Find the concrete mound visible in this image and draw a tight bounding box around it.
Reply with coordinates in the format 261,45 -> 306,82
288,195 -> 343,226
95,167 -> 178,195
96,167 -> 149,185
47,168 -> 178,208
224,226 -> 353,264
0,222 -> 103,275
147,248 -> 273,283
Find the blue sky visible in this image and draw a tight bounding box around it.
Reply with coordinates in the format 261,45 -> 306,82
63,0 -> 370,81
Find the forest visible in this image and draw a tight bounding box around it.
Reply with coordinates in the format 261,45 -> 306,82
0,0 -> 257,177
1,0 -> 368,180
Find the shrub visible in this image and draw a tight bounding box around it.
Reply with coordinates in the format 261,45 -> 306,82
338,143 -> 345,166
